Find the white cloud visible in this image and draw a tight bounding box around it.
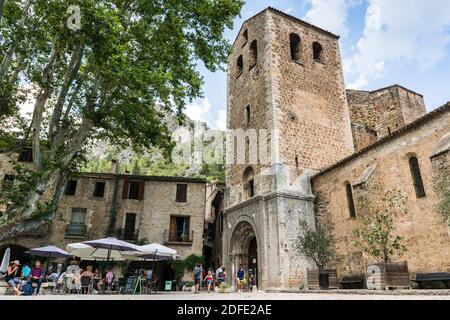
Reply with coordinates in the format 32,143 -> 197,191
215,109 -> 227,131
185,97 -> 211,123
303,0 -> 356,37
345,0 -> 450,89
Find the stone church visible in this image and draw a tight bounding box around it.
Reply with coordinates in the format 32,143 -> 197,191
223,7 -> 450,290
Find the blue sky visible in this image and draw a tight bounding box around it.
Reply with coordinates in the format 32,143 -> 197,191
186,0 -> 450,130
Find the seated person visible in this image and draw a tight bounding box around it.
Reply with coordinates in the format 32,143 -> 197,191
4,260 -> 22,295
55,271 -> 67,291
80,266 -> 94,294
98,268 -> 114,292
72,269 -> 81,287
93,268 -> 102,291
21,262 -> 31,280
30,261 -> 44,295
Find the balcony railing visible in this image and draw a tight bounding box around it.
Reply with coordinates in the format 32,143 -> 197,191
65,223 -> 87,238
116,228 -> 139,242
164,229 -> 194,244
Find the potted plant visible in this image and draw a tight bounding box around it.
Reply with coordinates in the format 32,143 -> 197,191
294,217 -> 338,290
353,181 -> 410,290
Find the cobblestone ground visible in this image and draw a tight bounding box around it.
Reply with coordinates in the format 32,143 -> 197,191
1,291 -> 450,300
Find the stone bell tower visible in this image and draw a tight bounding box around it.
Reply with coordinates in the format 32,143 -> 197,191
223,7 -> 354,289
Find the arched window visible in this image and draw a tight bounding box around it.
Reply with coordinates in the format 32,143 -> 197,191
249,40 -> 258,69
289,33 -> 301,61
243,166 -> 255,199
313,42 -> 324,62
236,55 -> 243,77
245,105 -> 251,125
345,182 -> 356,218
409,156 -> 426,198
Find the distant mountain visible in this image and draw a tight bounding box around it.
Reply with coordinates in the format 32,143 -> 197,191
81,115 -> 225,183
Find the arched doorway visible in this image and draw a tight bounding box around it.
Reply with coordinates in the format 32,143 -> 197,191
229,221 -> 258,288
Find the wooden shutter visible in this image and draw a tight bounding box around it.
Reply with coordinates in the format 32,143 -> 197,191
122,180 -> 130,199
138,181 -> 145,200
176,184 -> 187,202
169,216 -> 177,241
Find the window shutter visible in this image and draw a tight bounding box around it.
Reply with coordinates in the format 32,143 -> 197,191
176,184 -> 187,202
138,181 -> 145,200
122,180 -> 130,199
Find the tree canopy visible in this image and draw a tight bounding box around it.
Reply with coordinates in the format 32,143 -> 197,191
0,0 -> 243,240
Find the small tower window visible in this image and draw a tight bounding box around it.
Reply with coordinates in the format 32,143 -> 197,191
243,29 -> 248,44
345,182 -> 356,218
236,55 -> 243,78
409,156 -> 426,198
249,40 -> 258,69
289,33 -> 301,61
295,156 -> 299,169
313,42 -> 324,62
245,105 -> 251,125
243,166 -> 255,200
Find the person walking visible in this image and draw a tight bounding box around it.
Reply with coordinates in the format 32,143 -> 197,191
193,264 -> 202,293
236,264 -> 245,293
204,270 -> 214,293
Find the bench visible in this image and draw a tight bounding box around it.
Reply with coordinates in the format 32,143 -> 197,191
414,273 -> 450,289
339,276 -> 365,289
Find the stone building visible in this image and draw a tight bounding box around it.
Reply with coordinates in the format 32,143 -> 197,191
224,7 -> 450,290
0,155 -> 206,266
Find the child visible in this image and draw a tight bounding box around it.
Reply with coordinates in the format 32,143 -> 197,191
204,270 -> 214,293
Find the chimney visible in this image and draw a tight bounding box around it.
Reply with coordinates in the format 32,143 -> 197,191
111,159 -> 118,174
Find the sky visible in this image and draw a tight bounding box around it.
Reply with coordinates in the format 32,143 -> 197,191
186,0 -> 450,130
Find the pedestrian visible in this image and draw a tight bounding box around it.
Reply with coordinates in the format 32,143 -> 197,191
193,264 -> 201,293
237,264 -> 245,293
204,270 -> 214,293
215,265 -> 223,287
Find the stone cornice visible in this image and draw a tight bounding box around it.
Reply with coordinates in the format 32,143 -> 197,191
224,190 -> 315,214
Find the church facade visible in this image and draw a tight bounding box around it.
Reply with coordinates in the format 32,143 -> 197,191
223,7 -> 450,289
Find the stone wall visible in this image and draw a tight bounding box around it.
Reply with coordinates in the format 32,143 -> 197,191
347,85 -> 427,150
312,104 -> 450,277
0,160 -> 206,261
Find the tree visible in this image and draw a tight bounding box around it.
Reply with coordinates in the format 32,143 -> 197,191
294,219 -> 337,270
0,0 -> 244,240
353,181 -> 408,263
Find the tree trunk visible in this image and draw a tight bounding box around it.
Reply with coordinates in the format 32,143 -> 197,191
0,170 -> 68,242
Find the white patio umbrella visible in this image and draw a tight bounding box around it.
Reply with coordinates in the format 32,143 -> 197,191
68,237 -> 141,267
66,242 -> 129,261
135,243 -> 177,260
0,247 -> 11,273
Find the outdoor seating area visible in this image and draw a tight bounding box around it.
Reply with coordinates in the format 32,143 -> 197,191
0,238 -> 178,296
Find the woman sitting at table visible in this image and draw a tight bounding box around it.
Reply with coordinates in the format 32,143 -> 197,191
97,268 -> 114,292
80,266 -> 94,294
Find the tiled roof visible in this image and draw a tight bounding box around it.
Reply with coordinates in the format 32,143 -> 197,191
77,172 -> 207,184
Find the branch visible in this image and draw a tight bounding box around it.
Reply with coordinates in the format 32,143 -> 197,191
49,42 -> 85,141
31,40 -> 61,170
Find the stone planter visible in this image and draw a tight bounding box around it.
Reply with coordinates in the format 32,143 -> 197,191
307,269 -> 338,290
366,261 -> 410,290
